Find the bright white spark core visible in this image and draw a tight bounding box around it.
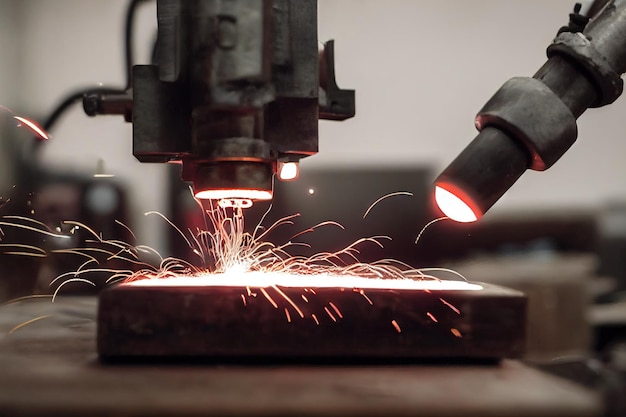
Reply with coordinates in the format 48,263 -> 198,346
127,271 -> 483,291
278,162 -> 299,181
13,116 -> 49,140
434,186 -> 477,223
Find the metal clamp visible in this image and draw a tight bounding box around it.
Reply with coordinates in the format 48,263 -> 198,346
547,31 -> 624,107
475,77 -> 578,171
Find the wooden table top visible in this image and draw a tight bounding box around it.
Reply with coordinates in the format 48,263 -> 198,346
0,296 -> 602,417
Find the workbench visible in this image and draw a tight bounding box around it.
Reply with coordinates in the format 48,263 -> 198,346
0,297 -> 602,417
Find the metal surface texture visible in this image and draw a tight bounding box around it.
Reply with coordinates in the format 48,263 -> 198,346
97,281 -> 526,361
435,0 -> 626,219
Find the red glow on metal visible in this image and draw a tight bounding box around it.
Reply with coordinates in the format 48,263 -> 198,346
434,184 -> 481,223
278,162 -> 299,181
194,189 -> 273,201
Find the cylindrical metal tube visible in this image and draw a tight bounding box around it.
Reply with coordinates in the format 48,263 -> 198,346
435,0 -> 626,221
192,161 -> 273,200
533,55 -> 597,118
435,127 -> 529,220
586,0 -> 626,73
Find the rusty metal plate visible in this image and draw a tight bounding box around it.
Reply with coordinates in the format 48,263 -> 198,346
97,281 -> 526,361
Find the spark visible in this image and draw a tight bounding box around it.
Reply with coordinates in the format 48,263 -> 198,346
363,191 -> 413,219
358,289 -> 373,305
450,328 -> 463,338
3,251 -> 46,257
62,220 -> 103,242
426,312 -> 438,323
415,216 -> 448,244
391,320 -> 402,333
0,219 -> 71,239
0,243 -> 46,255
1,294 -> 53,307
271,285 -> 304,318
115,219 -> 137,241
9,315 -> 54,335
13,116 -> 49,140
259,287 -> 278,309
439,297 -> 461,315
52,278 -> 96,302
0,187 -> 475,333
324,306 -> 337,322
328,302 -> 343,318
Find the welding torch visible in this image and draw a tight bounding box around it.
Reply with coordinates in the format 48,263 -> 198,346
83,0 -> 354,207
434,0 -> 626,222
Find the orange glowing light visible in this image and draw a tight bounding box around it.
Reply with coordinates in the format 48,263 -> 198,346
14,116 -> 48,140
391,319 -> 402,333
450,328 -> 463,338
278,162 -> 299,181
194,189 -> 272,201
126,270 -> 483,291
434,186 -> 478,223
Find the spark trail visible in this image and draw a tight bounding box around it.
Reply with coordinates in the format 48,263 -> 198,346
2,191 -> 473,335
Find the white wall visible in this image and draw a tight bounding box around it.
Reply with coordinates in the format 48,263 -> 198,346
316,0 -> 626,212
3,0 -> 626,248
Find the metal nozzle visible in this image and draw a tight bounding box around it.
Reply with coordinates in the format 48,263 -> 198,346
190,161 -> 273,201
434,127 -> 529,222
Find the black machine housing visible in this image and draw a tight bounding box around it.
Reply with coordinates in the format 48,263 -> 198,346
85,0 -> 354,199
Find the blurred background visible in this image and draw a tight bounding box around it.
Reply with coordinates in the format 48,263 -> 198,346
1,0 -> 625,242
2,0 -> 626,374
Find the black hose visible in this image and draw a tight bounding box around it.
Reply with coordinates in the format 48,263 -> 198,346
124,0 -> 154,89
42,87 -> 126,132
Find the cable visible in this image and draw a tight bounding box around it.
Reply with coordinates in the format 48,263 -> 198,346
42,87 -> 126,132
125,0 -> 154,89
40,0 -> 154,134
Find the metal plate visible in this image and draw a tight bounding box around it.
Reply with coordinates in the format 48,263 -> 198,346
97,281 -> 526,361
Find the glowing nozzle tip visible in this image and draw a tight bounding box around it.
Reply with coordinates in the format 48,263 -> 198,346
434,186 -> 479,223
278,162 -> 299,181
194,189 -> 272,201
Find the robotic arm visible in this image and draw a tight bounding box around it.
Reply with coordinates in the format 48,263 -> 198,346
84,0 -> 354,205
434,0 -> 626,222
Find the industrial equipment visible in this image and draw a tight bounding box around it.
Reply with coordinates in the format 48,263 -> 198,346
435,0 -> 626,222
84,0 -> 355,204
